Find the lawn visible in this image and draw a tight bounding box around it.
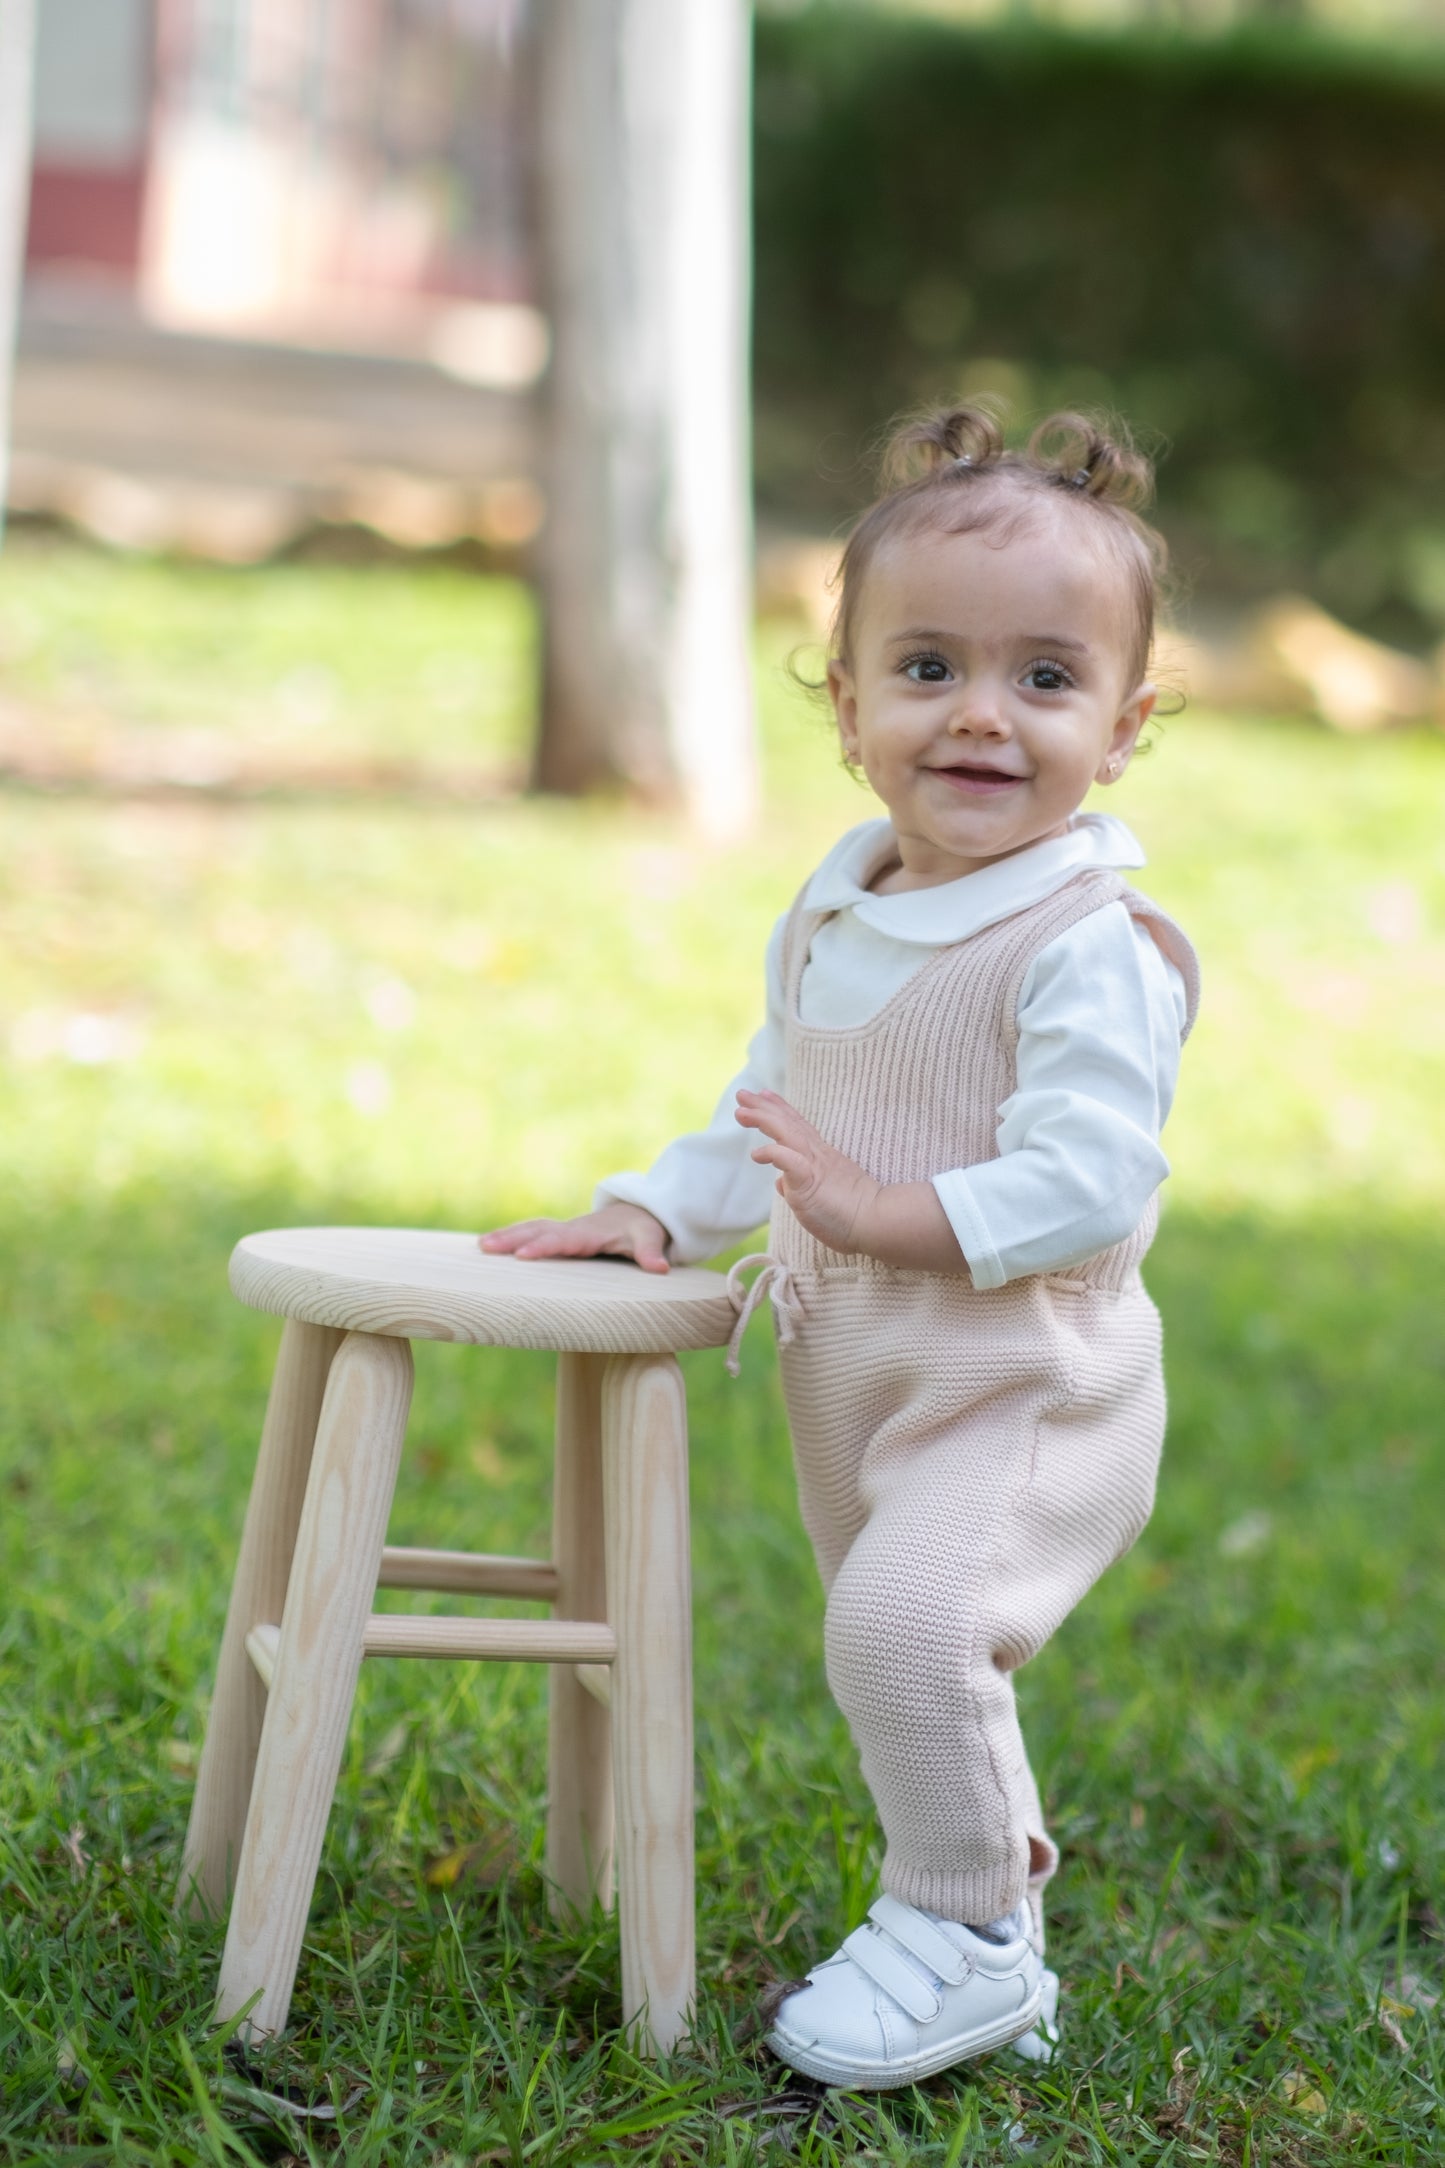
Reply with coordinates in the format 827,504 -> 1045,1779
1,539 -> 1442,2164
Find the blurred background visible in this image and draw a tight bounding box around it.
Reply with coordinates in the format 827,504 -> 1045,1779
2,0 -> 1442,1208
7,0 -> 1445,706
3,5 -> 1444,2152
9,0 -> 542,566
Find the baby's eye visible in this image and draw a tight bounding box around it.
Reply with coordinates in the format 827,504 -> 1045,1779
903,652 -> 952,684
1023,658 -> 1074,692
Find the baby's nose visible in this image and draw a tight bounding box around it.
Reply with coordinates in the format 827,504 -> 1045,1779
948,687 -> 1009,734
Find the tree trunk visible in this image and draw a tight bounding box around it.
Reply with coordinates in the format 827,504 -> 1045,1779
0,0 -> 36,545
532,0 -> 757,838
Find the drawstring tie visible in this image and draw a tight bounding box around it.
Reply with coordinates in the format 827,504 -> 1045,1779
725,1252 -> 804,1377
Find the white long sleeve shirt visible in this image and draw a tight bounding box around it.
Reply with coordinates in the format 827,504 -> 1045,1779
596,813 -> 1191,1288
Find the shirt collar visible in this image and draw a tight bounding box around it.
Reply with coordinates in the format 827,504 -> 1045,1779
801,811 -> 1147,945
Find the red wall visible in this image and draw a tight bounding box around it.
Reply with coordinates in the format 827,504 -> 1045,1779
26,164 -> 148,274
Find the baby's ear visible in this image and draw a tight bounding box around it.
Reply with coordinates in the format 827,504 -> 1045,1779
828,658 -> 860,761
1099,681 -> 1156,781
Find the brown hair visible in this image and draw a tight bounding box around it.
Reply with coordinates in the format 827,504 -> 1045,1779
831,404 -> 1168,689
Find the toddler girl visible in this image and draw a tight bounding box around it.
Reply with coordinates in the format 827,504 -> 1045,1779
484,406 -> 1198,2089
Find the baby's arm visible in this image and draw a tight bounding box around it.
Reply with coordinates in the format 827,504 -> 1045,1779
932,906 -> 1188,1286
735,1089 -> 969,1272
738,904 -> 1189,1280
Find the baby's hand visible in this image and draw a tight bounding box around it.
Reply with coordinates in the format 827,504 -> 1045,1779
735,1088 -> 881,1256
479,1201 -> 671,1274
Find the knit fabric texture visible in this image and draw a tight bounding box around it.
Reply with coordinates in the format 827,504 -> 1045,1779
768,861 -> 1200,1925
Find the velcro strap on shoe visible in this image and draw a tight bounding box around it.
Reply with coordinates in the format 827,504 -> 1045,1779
869,1895 -> 974,1987
840,1923 -> 942,2023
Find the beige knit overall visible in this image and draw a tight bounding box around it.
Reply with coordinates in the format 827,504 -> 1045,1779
747,862 -> 1199,1930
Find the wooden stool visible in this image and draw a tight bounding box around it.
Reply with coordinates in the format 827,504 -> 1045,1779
181,1227 -> 736,2055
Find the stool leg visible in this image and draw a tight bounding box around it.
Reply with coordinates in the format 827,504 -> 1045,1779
216,1329 -> 414,2041
181,1318 -> 344,1918
546,1352 -> 615,1914
602,1353 -> 694,2055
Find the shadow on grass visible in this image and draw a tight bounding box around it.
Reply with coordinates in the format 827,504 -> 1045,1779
2,1183 -> 1440,2163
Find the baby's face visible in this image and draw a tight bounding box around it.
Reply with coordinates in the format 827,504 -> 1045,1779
829,509 -> 1154,890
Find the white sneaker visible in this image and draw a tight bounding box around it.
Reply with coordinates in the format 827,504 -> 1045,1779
766,1894 -> 1044,2090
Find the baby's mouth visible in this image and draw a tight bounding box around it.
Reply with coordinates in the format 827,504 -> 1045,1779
931,761 -> 1026,795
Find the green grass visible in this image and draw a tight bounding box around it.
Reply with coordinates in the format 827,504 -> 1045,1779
0,531 -> 537,770
2,547 -> 1442,2162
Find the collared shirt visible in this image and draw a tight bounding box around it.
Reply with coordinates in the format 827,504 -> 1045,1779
597,812 -> 1191,1287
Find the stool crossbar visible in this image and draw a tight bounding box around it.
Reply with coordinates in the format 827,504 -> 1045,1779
180,1229 -> 736,2056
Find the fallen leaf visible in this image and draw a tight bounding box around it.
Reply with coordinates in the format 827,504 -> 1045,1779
57,2034 -> 89,2093
1280,2070 -> 1327,2116
1377,2008 -> 1409,2054
424,1830 -> 516,1889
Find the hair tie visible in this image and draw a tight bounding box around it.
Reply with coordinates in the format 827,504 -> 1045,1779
1069,466 -> 1091,490
952,453 -> 974,471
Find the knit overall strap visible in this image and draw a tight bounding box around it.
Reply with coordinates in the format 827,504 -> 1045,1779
769,864 -> 1197,1289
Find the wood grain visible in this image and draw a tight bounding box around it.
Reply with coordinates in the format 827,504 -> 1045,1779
546,1353 -> 614,1915
602,1353 -> 695,2054
361,1615 -> 616,1662
245,1623 -> 280,1690
215,1330 -> 413,2041
574,1663 -> 612,1709
230,1228 -> 736,1353
180,1318 -> 342,1918
377,1547 -> 560,1600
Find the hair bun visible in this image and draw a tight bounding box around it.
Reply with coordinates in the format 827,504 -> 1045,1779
882,403 -> 1006,488
1026,411 -> 1154,509
829,394 -> 1169,691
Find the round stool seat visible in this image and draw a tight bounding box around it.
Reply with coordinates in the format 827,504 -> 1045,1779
229,1226 -> 737,1354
